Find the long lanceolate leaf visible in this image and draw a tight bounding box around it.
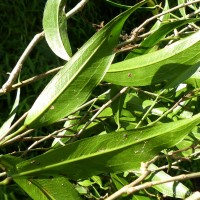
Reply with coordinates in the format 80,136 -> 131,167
104,30 -> 200,86
14,113 -> 200,180
23,1 -> 147,128
43,0 -> 72,61
0,155 -> 81,200
14,177 -> 81,200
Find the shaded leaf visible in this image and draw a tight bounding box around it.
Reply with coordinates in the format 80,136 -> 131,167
14,113 -> 200,180
0,155 -> 81,200
14,176 -> 81,200
110,85 -> 127,130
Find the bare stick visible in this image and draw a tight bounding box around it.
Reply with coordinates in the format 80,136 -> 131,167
0,66 -> 63,95
65,0 -> 89,19
127,172 -> 200,195
1,31 -> 45,93
106,157 -> 158,200
2,129 -> 34,146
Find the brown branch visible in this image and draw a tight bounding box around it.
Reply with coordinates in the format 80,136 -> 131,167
1,31 -> 45,93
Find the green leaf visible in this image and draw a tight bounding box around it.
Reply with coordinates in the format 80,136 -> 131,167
149,0 -> 170,32
104,30 -> 200,86
126,19 -> 200,59
185,70 -> 200,88
105,0 -> 131,9
0,155 -> 81,200
14,176 -> 81,200
0,88 -> 20,141
14,113 -> 200,180
43,0 -> 72,61
178,0 -> 186,17
149,164 -> 190,198
23,1 -> 147,128
110,85 -> 127,130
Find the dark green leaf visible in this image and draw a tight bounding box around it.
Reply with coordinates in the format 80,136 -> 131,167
14,113 -> 200,180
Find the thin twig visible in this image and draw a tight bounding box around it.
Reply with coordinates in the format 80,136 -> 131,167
65,0 -> 89,19
0,112 -> 28,142
74,87 -> 129,138
106,157 -> 158,200
148,89 -> 200,126
117,0 -> 200,48
185,191 -> 200,200
1,31 -> 45,93
0,66 -> 63,95
2,129 -> 34,146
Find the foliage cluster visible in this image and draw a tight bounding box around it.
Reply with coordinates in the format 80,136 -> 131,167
0,0 -> 200,199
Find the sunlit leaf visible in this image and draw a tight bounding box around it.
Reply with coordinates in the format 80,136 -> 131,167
43,0 -> 72,60
23,1 -> 146,128
104,30 -> 200,86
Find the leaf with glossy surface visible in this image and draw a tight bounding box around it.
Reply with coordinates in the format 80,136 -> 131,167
149,164 -> 190,198
24,1 -> 147,128
14,113 -> 200,180
104,30 -> 200,86
14,176 -> 81,200
43,0 -> 72,61
0,155 -> 81,200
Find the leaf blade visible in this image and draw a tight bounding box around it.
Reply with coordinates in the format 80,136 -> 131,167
43,0 -> 72,61
15,113 -> 200,180
104,30 -> 200,86
24,1 -> 147,128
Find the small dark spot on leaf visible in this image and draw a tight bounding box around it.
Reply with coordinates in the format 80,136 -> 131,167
49,176 -> 54,179
123,134 -> 128,138
128,73 -> 133,78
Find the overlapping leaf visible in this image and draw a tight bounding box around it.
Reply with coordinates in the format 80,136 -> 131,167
126,19 -> 200,59
23,1 -> 147,128
104,30 -> 200,86
14,176 -> 81,200
14,113 -> 200,180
